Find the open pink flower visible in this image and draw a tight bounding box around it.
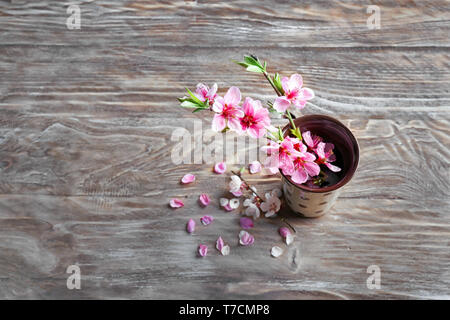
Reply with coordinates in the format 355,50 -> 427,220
169,198 -> 184,208
303,131 -> 323,151
211,87 -> 244,132
239,97 -> 271,138
200,215 -> 214,225
181,174 -> 195,184
315,142 -> 341,172
198,193 -> 211,207
273,74 -> 314,112
262,136 -> 302,175
198,244 -> 208,257
195,83 -> 218,106
239,230 -> 254,246
290,148 -> 321,184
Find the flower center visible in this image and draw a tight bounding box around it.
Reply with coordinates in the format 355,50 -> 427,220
241,114 -> 256,129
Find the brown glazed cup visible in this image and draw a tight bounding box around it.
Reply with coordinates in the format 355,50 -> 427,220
281,115 -> 359,217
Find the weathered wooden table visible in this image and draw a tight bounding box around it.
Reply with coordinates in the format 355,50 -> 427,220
0,1 -> 449,299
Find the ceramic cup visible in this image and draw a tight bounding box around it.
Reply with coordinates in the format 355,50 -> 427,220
281,115 -> 359,217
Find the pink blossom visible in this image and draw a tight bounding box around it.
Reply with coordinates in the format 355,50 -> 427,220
239,230 -> 254,246
262,136 -> 302,175
240,217 -> 254,229
200,215 -> 214,225
239,97 -> 271,138
198,193 -> 211,207
220,198 -> 240,212
186,219 -> 195,233
303,131 -> 323,151
229,175 -> 244,197
289,144 -> 321,184
169,198 -> 184,208
260,190 -> 282,218
249,161 -> 261,174
181,173 -> 195,184
315,142 -> 341,172
273,74 -> 314,112
198,244 -> 208,257
211,87 -> 244,132
194,83 -> 218,106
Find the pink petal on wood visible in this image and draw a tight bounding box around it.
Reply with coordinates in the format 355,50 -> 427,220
186,219 -> 196,234
198,193 -> 211,207
240,217 -> 254,229
279,227 -> 291,238
214,162 -> 227,174
216,236 -> 224,252
249,161 -> 262,174
198,244 -> 208,257
200,215 -> 214,226
181,174 -> 196,184
169,198 -> 184,208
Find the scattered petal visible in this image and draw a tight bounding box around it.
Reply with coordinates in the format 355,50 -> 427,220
239,230 -> 255,246
181,174 -> 196,184
271,246 -> 283,258
221,245 -> 230,256
198,193 -> 211,207
200,215 -> 214,226
186,219 -> 196,234
214,162 -> 227,174
249,161 -> 262,174
198,244 -> 208,257
240,217 -> 254,229
231,190 -> 243,197
219,198 -> 229,207
216,236 -> 225,252
170,198 -> 184,208
224,203 -> 234,211
279,227 -> 291,238
285,233 -> 294,245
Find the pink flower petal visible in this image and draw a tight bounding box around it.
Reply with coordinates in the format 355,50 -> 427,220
198,244 -> 208,257
198,193 -> 211,207
169,198 -> 184,208
186,219 -> 195,233
249,161 -> 261,174
221,245 -> 230,256
214,162 -> 227,174
240,217 -> 254,229
231,190 -> 243,197
224,204 -> 234,212
273,96 -> 291,112
200,215 -> 214,226
181,174 -> 196,184
239,230 -> 255,246
216,236 -> 224,252
279,227 -> 291,238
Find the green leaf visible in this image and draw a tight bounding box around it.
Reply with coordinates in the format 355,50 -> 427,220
186,88 -> 203,105
246,65 -> 264,73
290,127 -> 302,140
180,100 -> 200,109
244,55 -> 260,67
273,73 -> 284,95
192,107 -> 206,113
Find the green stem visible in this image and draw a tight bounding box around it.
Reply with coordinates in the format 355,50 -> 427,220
263,71 -> 282,97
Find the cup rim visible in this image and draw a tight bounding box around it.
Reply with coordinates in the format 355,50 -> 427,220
280,114 -> 359,193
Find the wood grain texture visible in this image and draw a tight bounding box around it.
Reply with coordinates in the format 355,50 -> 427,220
0,0 -> 449,299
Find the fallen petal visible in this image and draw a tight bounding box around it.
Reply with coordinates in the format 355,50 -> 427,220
271,246 -> 283,258
279,227 -> 291,238
199,193 -> 211,207
240,217 -> 254,229
170,198 -> 184,208
249,161 -> 261,174
200,215 -> 214,226
231,190 -> 243,197
214,162 -> 227,174
285,233 -> 294,245
221,245 -> 230,256
224,203 -> 234,212
229,198 -> 240,209
181,174 -> 196,184
219,198 -> 229,207
198,244 -> 208,257
186,218 -> 196,233
216,236 -> 224,252
239,230 -> 255,246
